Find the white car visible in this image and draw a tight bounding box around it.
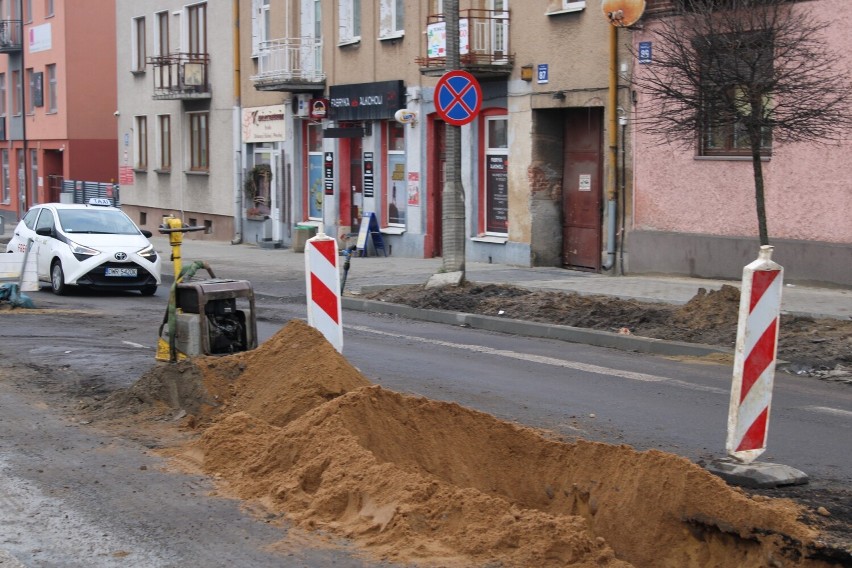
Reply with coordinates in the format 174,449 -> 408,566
4,199 -> 161,296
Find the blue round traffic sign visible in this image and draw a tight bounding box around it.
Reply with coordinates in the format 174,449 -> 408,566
435,70 -> 482,126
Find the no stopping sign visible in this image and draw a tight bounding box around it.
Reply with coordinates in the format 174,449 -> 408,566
435,70 -> 482,126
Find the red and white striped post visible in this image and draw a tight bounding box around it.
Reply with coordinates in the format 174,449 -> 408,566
305,233 -> 343,353
726,245 -> 783,463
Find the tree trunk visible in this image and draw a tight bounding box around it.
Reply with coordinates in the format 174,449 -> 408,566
441,0 -> 466,275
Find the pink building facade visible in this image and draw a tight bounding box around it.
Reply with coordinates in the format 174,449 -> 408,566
629,0 -> 851,286
0,0 -> 117,230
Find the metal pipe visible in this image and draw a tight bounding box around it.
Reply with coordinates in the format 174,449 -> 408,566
602,24 -> 618,271
231,0 -> 243,245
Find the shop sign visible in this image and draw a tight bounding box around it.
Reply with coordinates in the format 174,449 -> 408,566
329,80 -> 405,121
242,105 -> 286,143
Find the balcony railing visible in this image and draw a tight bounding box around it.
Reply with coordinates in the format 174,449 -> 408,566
0,20 -> 22,53
147,53 -> 211,100
416,9 -> 514,78
251,37 -> 326,92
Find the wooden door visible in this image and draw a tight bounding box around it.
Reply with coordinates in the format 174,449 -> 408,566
562,108 -> 603,271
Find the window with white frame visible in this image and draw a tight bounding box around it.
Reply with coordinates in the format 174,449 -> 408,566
386,121 -> 405,226
305,122 -> 323,220
158,114 -> 171,170
135,116 -> 148,170
189,112 -> 209,171
1,150 -> 9,204
379,0 -> 404,39
25,68 -> 34,114
251,0 -> 270,57
46,64 -> 56,113
12,70 -> 20,115
132,16 -> 146,72
338,0 -> 360,45
483,114 -> 508,235
46,0 -> 54,17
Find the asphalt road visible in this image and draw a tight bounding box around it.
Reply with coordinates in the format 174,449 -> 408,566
0,281 -> 849,565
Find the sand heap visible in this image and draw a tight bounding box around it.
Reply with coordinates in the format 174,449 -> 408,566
126,320 -> 837,568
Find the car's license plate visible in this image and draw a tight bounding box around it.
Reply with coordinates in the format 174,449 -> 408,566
105,267 -> 137,277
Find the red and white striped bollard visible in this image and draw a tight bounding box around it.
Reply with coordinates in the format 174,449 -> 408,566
305,233 -> 343,353
726,245 -> 783,463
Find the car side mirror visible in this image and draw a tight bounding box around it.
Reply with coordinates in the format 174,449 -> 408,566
35,227 -> 53,237
141,229 -> 153,238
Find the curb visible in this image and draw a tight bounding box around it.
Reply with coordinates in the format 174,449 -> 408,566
342,297 -> 732,359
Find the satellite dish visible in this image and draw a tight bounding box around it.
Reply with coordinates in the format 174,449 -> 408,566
601,0 -> 646,27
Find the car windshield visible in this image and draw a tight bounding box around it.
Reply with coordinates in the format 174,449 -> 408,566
56,209 -> 141,235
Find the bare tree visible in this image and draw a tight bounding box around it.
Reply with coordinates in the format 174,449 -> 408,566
632,0 -> 852,245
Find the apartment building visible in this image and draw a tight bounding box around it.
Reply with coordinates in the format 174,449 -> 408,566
0,0 -> 117,231
115,1 -> 237,241
240,0 -> 631,269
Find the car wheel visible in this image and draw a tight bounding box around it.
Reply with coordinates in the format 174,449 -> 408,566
140,284 -> 157,297
50,261 -> 67,295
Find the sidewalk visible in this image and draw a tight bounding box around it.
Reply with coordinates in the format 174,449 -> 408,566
154,236 -> 851,321
2,231 -> 848,320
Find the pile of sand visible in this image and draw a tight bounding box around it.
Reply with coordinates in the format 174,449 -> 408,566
121,320 -> 836,567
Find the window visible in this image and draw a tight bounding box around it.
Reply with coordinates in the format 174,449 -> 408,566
305,122 -> 323,220
379,0 -> 404,39
132,16 -> 146,72
189,112 -> 209,171
1,150 -> 8,203
12,70 -> 20,116
23,0 -> 31,22
479,111 -> 508,235
29,149 -> 37,205
430,0 -> 443,14
158,114 -> 171,170
338,0 -> 360,45
46,64 -> 56,112
135,115 -> 147,169
0,73 -> 6,117
699,32 -> 773,157
155,11 -> 169,56
187,3 -> 207,56
251,0 -> 270,56
45,0 -> 54,17
386,121 -> 405,226
25,68 -> 34,114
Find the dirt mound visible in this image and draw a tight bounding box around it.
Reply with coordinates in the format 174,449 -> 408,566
198,386 -> 827,568
95,319 -> 844,567
361,283 -> 852,376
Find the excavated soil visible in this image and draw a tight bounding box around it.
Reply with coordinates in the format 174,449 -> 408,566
87,319 -> 851,568
360,283 -> 852,382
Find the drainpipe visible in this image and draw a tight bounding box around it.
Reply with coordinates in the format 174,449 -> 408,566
602,23 -> 618,271
231,0 -> 243,244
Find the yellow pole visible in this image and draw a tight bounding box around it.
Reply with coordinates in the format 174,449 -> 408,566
607,24 -> 618,202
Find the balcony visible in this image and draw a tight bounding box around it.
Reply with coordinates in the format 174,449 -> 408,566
416,9 -> 514,79
0,20 -> 22,53
147,53 -> 211,100
251,37 -> 326,93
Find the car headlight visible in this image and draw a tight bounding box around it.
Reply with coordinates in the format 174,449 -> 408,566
138,244 -> 158,261
70,241 -> 100,261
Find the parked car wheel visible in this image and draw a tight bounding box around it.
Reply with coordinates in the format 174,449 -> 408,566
140,284 -> 158,297
51,261 -> 67,295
